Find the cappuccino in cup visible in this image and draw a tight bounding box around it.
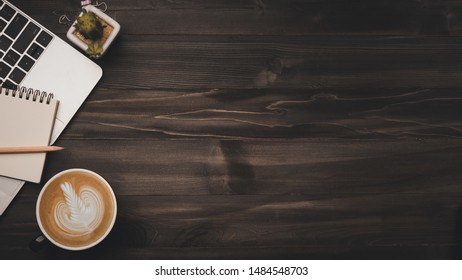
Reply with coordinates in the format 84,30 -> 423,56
36,169 -> 117,250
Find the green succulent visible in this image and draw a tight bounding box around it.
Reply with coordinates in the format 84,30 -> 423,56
86,41 -> 104,58
74,9 -> 105,41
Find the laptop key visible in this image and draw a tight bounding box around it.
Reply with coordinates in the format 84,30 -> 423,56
36,31 -> 53,47
12,22 -> 40,53
4,13 -> 28,39
0,35 -> 12,51
0,62 -> 11,78
27,42 -> 44,59
8,67 -> 26,84
2,80 -> 17,90
4,49 -> 20,66
0,4 -> 15,21
18,55 -> 35,72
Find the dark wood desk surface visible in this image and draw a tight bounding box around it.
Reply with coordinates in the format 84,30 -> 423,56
1,0 -> 462,259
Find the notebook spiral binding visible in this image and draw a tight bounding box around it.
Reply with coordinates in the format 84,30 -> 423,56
0,86 -> 54,104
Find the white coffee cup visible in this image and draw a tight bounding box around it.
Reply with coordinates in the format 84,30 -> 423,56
36,168 -> 117,250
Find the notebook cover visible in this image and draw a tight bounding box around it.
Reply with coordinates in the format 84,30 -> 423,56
0,94 -> 59,183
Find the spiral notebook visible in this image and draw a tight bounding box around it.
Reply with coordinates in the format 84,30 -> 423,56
0,86 -> 59,183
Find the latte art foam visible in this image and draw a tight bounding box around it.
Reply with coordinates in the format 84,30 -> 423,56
37,169 -> 116,250
54,182 -> 105,236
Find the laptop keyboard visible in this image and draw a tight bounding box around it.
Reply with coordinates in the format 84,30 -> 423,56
0,1 -> 53,88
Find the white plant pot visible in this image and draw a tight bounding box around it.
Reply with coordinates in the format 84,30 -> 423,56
66,5 -> 120,57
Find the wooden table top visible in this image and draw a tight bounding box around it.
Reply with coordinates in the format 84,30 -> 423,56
1,0 -> 462,259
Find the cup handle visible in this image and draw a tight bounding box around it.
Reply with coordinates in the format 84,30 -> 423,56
29,234 -> 50,252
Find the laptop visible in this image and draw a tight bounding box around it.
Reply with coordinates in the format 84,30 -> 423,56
0,0 -> 103,214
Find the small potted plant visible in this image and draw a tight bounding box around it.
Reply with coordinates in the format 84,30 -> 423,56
66,5 -> 120,58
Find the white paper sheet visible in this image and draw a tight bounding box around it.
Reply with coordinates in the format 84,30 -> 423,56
0,177 -> 24,215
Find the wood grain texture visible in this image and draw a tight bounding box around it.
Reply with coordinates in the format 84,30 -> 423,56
1,0 -> 462,259
66,87 -> 462,139
93,35 -> 462,90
